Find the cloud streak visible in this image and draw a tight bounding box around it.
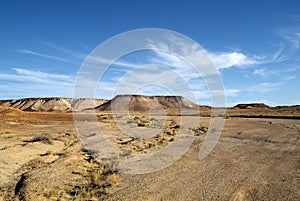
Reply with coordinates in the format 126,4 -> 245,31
246,82 -> 283,93
146,38 -> 284,72
17,49 -> 80,64
284,30 -> 300,49
0,68 -> 75,99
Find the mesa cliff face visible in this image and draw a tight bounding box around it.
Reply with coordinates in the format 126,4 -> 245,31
3,96 -> 298,114
0,98 -> 107,112
95,94 -> 199,112
0,95 -> 199,112
233,103 -> 271,109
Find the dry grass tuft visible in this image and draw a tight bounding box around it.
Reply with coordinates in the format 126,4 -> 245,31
28,132 -> 53,144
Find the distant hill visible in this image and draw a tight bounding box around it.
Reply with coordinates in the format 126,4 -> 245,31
0,98 -> 107,112
233,103 -> 271,109
0,95 -> 202,113
1,97 -> 297,114
95,94 -> 199,112
0,106 -> 23,115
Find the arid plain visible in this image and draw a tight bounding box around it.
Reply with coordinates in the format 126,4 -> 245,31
0,96 -> 299,200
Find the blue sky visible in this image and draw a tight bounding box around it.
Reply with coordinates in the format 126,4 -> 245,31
0,0 -> 300,106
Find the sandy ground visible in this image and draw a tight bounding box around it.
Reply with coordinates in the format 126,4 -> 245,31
0,109 -> 299,200
105,117 -> 300,200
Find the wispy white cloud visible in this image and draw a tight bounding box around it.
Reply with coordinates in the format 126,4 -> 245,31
210,88 -> 240,98
252,66 -> 298,81
88,55 -> 142,69
12,68 -> 71,80
278,26 -> 300,49
253,68 -> 268,77
209,45 -> 287,69
269,46 -> 287,62
284,31 -> 300,49
41,41 -> 87,59
146,37 -> 284,72
208,52 -> 258,69
281,75 -> 296,81
0,68 -> 75,99
114,65 -> 193,95
282,66 -> 300,72
17,49 -> 80,64
146,37 -> 218,76
246,82 -> 283,93
224,89 -> 240,97
253,68 -> 278,78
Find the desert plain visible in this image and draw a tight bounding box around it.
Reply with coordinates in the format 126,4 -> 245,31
0,96 -> 299,200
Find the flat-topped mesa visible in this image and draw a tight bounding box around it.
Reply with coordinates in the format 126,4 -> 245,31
95,94 -> 199,112
0,97 -> 107,112
233,103 -> 271,109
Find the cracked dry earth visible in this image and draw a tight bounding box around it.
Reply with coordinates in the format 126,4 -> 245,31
0,109 -> 300,200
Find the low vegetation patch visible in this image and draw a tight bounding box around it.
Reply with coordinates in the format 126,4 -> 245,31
27,132 -> 53,144
65,157 -> 120,200
189,126 -> 208,136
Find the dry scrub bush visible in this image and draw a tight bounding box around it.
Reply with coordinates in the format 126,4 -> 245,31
31,132 -> 53,144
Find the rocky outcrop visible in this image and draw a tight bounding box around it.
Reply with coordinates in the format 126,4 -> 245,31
0,106 -> 23,115
95,94 -> 199,112
0,98 -> 107,112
